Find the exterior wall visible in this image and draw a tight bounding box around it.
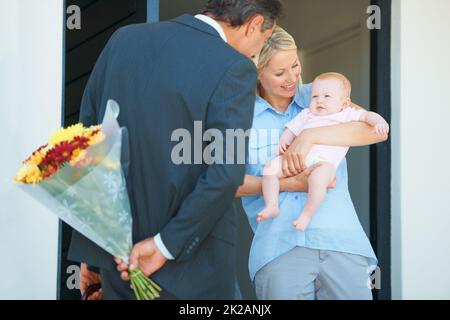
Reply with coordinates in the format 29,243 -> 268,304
391,0 -> 450,299
0,0 -> 63,299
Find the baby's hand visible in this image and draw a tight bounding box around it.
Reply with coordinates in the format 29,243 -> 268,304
278,143 -> 289,155
374,120 -> 390,136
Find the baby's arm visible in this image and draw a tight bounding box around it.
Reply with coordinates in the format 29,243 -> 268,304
279,129 -> 297,154
360,111 -> 390,136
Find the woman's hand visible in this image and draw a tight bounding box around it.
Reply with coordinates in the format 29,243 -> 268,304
282,130 -> 314,176
281,162 -> 336,192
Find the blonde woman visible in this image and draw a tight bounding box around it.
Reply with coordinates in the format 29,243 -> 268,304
236,27 -> 387,300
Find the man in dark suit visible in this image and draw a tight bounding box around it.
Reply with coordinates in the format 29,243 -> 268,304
69,0 -> 283,300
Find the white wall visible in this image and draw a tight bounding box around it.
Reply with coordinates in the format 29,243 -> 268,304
391,0 -> 450,299
0,0 -> 63,299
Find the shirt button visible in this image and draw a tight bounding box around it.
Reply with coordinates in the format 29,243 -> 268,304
295,196 -> 299,200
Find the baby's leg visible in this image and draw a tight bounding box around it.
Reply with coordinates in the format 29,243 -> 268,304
293,162 -> 336,231
257,156 -> 284,222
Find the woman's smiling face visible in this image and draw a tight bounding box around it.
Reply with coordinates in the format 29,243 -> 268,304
258,49 -> 302,99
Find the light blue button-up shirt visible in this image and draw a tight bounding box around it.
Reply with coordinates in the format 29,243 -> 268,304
242,83 -> 378,281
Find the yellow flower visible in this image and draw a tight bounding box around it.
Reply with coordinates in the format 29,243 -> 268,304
80,125 -> 101,138
49,123 -> 85,146
89,131 -> 106,146
89,125 -> 101,132
14,165 -> 28,183
70,149 -> 87,166
27,149 -> 46,166
14,164 -> 42,184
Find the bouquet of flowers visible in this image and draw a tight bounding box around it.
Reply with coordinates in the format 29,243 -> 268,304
14,100 -> 161,300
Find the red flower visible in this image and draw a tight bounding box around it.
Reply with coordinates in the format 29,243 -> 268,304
39,136 -> 92,178
42,164 -> 59,179
72,136 -> 90,150
42,142 -> 74,166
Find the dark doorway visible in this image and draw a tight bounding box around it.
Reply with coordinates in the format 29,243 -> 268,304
369,0 -> 392,301
59,0 -> 147,300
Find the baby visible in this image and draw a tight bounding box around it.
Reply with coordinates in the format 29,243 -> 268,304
257,72 -> 389,231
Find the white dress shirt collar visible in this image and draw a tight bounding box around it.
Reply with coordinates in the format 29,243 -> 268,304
194,14 -> 228,43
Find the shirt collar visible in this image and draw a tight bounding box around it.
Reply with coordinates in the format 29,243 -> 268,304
194,14 -> 228,43
254,85 -> 306,117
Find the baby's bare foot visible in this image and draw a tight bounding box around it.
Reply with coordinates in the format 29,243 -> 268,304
293,215 -> 312,232
257,207 -> 280,223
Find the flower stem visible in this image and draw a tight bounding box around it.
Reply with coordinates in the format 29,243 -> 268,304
130,277 -> 142,300
135,273 -> 159,298
134,276 -> 154,300
129,268 -> 162,300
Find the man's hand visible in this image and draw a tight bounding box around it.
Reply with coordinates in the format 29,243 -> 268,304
115,237 -> 168,281
80,263 -> 103,300
282,130 -> 314,176
281,162 -> 336,192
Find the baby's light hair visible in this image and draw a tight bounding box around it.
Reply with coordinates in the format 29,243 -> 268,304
314,72 -> 352,98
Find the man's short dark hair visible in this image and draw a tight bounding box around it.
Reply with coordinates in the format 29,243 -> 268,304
202,0 -> 284,31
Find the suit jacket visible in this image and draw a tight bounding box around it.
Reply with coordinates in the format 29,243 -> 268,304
68,14 -> 257,299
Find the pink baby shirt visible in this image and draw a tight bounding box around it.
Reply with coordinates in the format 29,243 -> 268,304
285,107 -> 365,168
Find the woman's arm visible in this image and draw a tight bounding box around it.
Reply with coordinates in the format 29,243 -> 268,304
235,174 -> 308,198
281,104 -> 389,175
308,102 -> 388,146
235,175 -> 263,197
235,163 -> 328,198
304,121 -> 387,147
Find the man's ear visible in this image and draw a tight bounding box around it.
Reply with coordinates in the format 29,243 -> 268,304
245,14 -> 265,36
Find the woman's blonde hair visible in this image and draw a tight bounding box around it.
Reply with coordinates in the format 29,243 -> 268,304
256,26 -> 302,88
256,26 -> 298,72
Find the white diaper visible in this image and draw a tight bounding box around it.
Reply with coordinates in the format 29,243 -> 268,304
305,155 -> 331,167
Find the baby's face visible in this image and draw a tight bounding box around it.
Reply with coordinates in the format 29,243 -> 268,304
310,79 -> 349,115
